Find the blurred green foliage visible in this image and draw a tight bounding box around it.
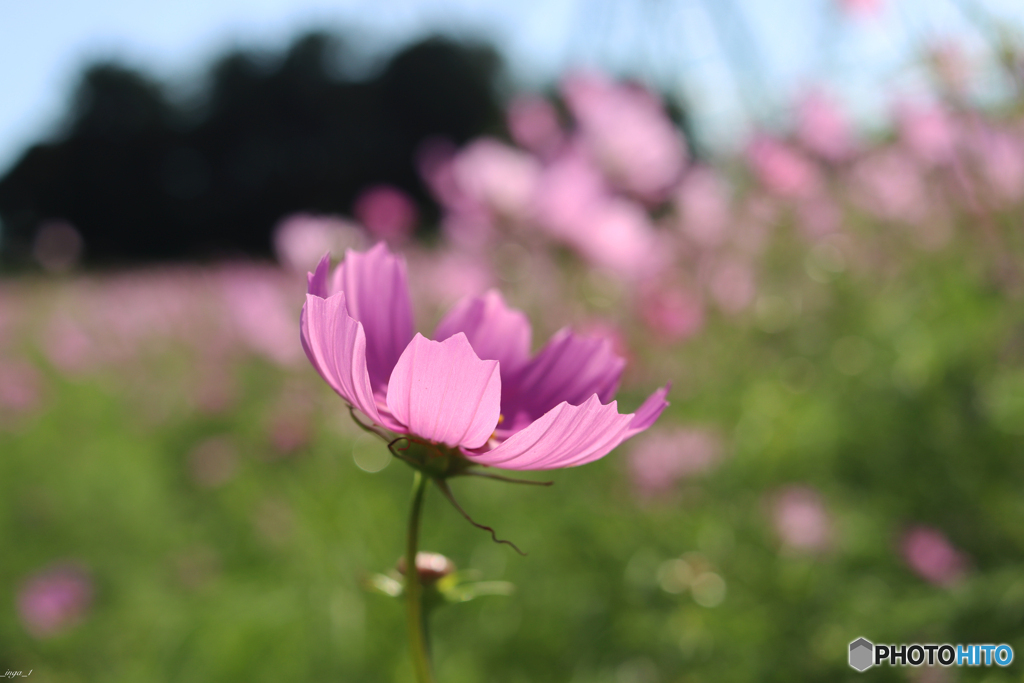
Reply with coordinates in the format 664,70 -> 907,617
2,217 -> 1023,683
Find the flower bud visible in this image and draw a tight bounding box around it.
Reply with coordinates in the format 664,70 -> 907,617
397,552 -> 456,585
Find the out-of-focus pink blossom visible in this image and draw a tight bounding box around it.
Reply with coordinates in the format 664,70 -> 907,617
43,314 -> 97,374
533,149 -> 660,278
533,146 -> 607,235
408,248 -> 496,311
221,266 -> 302,366
850,150 -> 930,223
353,185 -> 418,245
0,360 -> 43,416
796,89 -> 855,162
301,245 -> 669,470
562,72 -> 687,200
797,195 -> 842,238
639,283 -> 705,341
17,563 -> 93,638
451,138 -> 541,222
675,168 -> 731,247
0,358 -> 41,407
896,102 -> 958,166
273,214 -> 366,273
508,95 -> 563,156
902,526 -> 968,587
708,259 -> 757,313
746,135 -> 821,200
628,428 -> 721,497
578,198 -> 662,279
837,0 -> 883,18
773,486 -> 831,552
965,126 -> 1024,205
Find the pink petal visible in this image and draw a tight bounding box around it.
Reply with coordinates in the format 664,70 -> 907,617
501,328 -> 625,431
386,333 -> 501,449
625,384 -> 671,437
331,244 -> 414,392
434,290 -> 532,377
467,395 -> 634,470
300,293 -> 383,425
306,253 -> 332,298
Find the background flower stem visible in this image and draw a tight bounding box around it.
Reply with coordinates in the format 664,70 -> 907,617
405,470 -> 435,683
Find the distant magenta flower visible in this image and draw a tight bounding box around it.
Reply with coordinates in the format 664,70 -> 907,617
902,526 -> 968,587
772,486 -> 831,552
17,563 -> 93,639
300,244 -> 668,470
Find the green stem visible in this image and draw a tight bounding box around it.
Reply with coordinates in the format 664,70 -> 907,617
405,471 -> 435,683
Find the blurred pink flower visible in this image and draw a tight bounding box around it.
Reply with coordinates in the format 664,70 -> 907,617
17,563 -> 93,638
837,0 -> 883,18
0,360 -> 43,415
746,135 -> 821,200
628,428 -> 721,497
408,248 -> 495,311
508,95 -> 563,156
221,266 -> 302,366
896,102 -> 958,166
638,283 -> 705,341
850,150 -> 930,223
273,214 -> 366,273
797,195 -> 842,238
795,88 -> 855,162
902,526 -> 968,587
301,245 -> 668,469
965,126 -> 1024,205
43,314 -> 97,375
675,167 -> 731,248
773,486 -> 831,552
562,72 -> 687,200
353,185 -> 418,245
533,149 -> 661,277
451,138 -> 541,222
708,259 -> 757,314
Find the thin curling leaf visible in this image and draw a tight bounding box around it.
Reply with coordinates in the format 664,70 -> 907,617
386,333 -> 501,449
333,243 -> 414,392
469,395 -> 634,470
434,290 -> 532,377
300,292 -> 383,425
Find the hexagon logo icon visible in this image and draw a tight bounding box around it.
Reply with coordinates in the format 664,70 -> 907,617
849,637 -> 874,671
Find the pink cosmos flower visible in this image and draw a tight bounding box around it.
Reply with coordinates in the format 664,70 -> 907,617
772,486 -> 831,552
17,563 -> 93,638
745,135 -> 821,200
353,185 -> 418,245
628,428 -> 721,497
562,72 -> 687,200
300,244 -> 669,470
507,95 -> 563,157
795,88 -> 855,162
902,526 -> 968,587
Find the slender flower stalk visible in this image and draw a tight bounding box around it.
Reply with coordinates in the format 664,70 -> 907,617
299,244 -> 669,677
405,471 -> 435,683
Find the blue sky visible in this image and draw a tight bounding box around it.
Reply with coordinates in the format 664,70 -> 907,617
2,0 -> 1023,173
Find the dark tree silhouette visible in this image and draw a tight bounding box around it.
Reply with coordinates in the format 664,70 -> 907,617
0,33 -> 503,264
